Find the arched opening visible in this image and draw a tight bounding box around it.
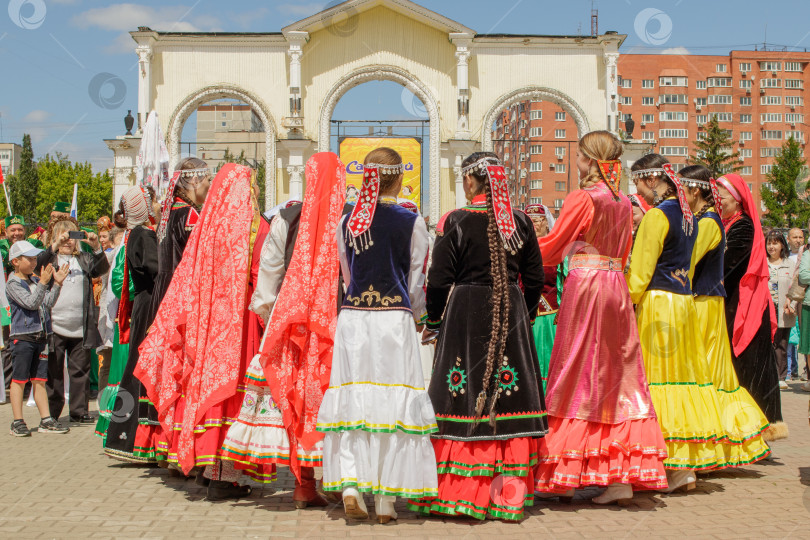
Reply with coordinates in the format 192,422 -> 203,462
318,66 -> 441,224
483,88 -> 591,216
167,85 -> 277,208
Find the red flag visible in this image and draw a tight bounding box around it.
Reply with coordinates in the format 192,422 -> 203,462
0,163 -> 4,185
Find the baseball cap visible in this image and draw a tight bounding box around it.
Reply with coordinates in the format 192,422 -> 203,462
9,240 -> 43,260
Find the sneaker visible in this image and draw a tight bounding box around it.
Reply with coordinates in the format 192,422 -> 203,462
779,380 -> 789,390
801,381 -> 810,392
10,419 -> 31,437
38,417 -> 70,434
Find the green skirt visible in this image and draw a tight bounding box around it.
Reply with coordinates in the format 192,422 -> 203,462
94,325 -> 130,444
532,311 -> 557,392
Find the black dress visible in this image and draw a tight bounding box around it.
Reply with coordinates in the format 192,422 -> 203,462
425,206 -> 548,440
104,226 -> 160,462
150,204 -> 198,321
723,215 -> 783,424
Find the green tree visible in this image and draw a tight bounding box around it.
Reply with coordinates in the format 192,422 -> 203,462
760,136 -> 810,228
688,117 -> 742,176
7,134 -> 40,224
219,148 -> 266,207
36,153 -> 112,224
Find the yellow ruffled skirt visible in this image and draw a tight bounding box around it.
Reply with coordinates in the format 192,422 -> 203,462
636,290 -> 725,470
694,296 -> 771,466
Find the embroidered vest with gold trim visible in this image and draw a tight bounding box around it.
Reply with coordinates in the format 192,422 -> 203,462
648,199 -> 695,296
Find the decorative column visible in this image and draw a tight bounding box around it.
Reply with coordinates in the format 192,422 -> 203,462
136,44 -> 153,133
453,158 -> 465,209
282,31 -> 308,137
450,33 -> 474,139
286,165 -> 305,201
604,52 -> 619,134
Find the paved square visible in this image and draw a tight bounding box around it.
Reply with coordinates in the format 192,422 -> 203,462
0,385 -> 808,539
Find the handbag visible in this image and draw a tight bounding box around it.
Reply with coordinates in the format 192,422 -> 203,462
787,246 -> 808,302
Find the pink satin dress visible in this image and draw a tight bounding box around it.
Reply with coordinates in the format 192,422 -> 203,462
534,182 -> 668,492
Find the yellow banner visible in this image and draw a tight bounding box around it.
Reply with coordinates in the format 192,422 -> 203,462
339,137 -> 422,210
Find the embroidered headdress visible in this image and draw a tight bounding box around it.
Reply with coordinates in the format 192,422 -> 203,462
344,161 -> 406,254
661,163 -> 695,235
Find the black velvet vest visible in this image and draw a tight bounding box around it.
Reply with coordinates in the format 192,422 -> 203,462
692,211 -> 727,298
647,199 -> 695,296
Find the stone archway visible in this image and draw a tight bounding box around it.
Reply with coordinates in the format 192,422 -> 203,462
317,65 -> 441,225
167,84 -> 277,208
481,86 -> 591,151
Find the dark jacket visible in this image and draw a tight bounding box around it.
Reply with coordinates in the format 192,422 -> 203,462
37,246 -> 110,349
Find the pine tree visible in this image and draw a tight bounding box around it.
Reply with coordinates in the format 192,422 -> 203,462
8,134 -> 40,224
760,136 -> 810,228
688,117 -> 742,176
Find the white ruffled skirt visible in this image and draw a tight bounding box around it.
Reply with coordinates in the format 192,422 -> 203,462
317,309 -> 439,498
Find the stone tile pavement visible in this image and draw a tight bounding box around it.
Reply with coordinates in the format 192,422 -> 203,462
0,383 -> 808,539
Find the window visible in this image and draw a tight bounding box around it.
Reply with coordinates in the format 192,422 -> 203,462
739,62 -> 751,72
642,79 -> 655,88
711,112 -> 732,122
708,95 -> 732,104
660,94 -> 688,104
530,145 -> 542,154
555,129 -> 566,139
761,147 -> 781,158
221,122 -> 227,127
222,112 -> 227,117
740,131 -> 753,141
555,181 -> 566,191
659,129 -> 688,138
785,62 -> 804,72
716,64 -> 727,72
555,146 -> 566,158
530,127 -> 542,137
786,79 -> 804,89
761,113 -> 782,123
761,130 -> 783,140
761,78 -> 782,88
555,164 -> 566,173
740,166 -> 752,175
642,131 -> 655,141
695,97 -> 707,106
740,114 -> 752,123
740,79 -> 753,89
530,180 -> 542,189
761,165 -> 774,174
529,162 -> 542,172
555,111 -> 566,121
641,114 -> 654,123
530,110 -> 543,120
786,130 -> 805,142
621,96 -> 632,105
642,97 -> 655,106
660,146 -> 688,156
696,80 -> 707,90
786,96 -> 805,106
554,199 -> 564,209
740,148 -> 752,158
529,197 -> 541,205
786,113 -> 804,124
760,61 -> 781,71
659,76 -> 688,87
620,78 -> 632,88
708,77 -> 732,87
740,97 -> 751,106
696,114 -> 708,124
760,96 -> 782,105
696,132 -> 707,141
660,111 -> 688,121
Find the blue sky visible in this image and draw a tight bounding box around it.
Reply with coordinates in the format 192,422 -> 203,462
2,0 -> 809,172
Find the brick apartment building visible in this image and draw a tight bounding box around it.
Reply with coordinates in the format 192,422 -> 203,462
492,50 -> 810,213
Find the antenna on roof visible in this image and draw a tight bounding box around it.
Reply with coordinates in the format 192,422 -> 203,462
591,1 -> 598,36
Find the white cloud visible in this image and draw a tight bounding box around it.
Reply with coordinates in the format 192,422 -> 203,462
660,46 -> 691,55
23,110 -> 51,123
277,3 -> 327,17
231,7 -> 270,29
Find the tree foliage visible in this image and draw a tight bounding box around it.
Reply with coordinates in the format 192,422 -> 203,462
5,134 -> 40,224
219,148 -> 266,207
760,136 -> 810,228
36,153 -> 113,224
688,117 -> 742,176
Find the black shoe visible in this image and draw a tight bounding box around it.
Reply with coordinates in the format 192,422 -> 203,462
195,471 -> 211,487
69,414 -> 95,424
39,417 -> 70,433
10,419 -> 31,437
207,480 -> 251,501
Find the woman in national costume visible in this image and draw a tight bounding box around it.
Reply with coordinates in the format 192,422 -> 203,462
627,160 -> 728,491
715,173 -> 787,441
136,163 -> 260,500
409,153 -> 546,522
94,188 -> 151,443
316,148 -> 437,523
533,132 -> 667,506
524,203 -> 561,392
675,165 -> 770,465
219,152 -> 346,506
103,187 -> 160,463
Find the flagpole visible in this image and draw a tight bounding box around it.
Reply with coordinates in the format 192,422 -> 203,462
0,164 -> 10,215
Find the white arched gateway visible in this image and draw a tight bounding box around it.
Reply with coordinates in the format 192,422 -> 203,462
104,0 -> 625,221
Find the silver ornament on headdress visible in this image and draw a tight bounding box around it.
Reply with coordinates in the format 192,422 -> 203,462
180,167 -> 210,179
461,156 -> 502,177
366,162 -> 405,175
680,178 -> 712,190
629,168 -> 665,180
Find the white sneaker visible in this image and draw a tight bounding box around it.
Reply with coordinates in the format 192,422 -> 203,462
801,381 -> 810,392
779,380 -> 789,390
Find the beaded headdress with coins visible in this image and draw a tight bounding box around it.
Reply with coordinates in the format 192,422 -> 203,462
345,161 -> 406,254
